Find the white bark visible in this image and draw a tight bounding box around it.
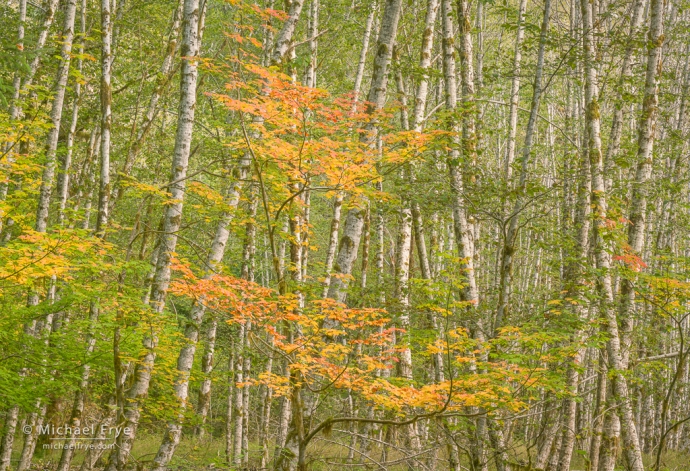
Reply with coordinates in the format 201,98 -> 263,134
271,0 -> 306,67
351,2 -> 377,112
151,137 -> 249,471
305,0 -> 319,88
619,0 -> 665,367
326,0 -> 403,306
504,0 -> 528,179
56,303 -> 99,471
35,0 -> 79,233
106,0 -> 205,468
57,0 -> 86,225
495,0 -> 551,337
581,0 -> 645,468
441,0 -> 478,309
322,193 -> 343,297
96,0 -> 116,236
412,0 -> 440,133
603,0 -> 646,191
394,207 -> 413,380
0,405 -> 18,471
195,318 -> 217,437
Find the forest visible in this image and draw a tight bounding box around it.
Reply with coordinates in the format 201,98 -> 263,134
0,0 -> 688,469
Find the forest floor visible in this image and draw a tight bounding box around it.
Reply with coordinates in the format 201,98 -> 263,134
17,433 -> 690,470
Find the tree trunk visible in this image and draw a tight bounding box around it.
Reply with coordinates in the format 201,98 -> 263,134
96,0 -> 115,236
56,303 -> 99,471
504,0 -> 528,179
351,2 -> 377,112
110,0 -> 184,211
581,0 -> 646,468
326,0 -> 403,307
495,0 -> 551,336
271,0 -> 306,67
105,1 -> 205,468
151,166 -> 249,469
35,0 -> 78,233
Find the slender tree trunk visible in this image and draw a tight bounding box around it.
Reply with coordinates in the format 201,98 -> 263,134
56,303 -> 99,471
495,0 -> 551,336
443,0 -> 479,310
581,0 -> 646,469
12,4 -> 78,467
195,318 -> 217,437
322,193 -> 343,297
305,0 -> 319,88
57,0 -> 87,225
259,342 -> 274,469
232,324 -> 246,466
326,0 -> 403,307
603,0 -> 646,191
96,0 -> 115,236
35,0 -> 78,233
619,0 -> 665,370
110,0 -> 184,211
504,0 -> 528,179
589,356 -> 607,471
225,350 -> 235,464
105,1 -> 205,468
352,1 -> 377,112
151,167 -> 250,469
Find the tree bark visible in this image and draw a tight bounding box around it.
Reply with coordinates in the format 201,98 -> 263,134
326,0 -> 403,307
105,1 -> 205,468
96,0 -> 116,236
152,162 -> 248,470
581,0 -> 646,469
351,1 -> 377,112
35,0 -> 78,233
504,0 -> 528,179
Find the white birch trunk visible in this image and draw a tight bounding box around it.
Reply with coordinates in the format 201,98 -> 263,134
619,0 -> 665,369
195,318 -> 217,437
305,0 -> 319,88
56,0 -> 85,225
271,0 -> 306,67
495,0 -> 551,335
151,168 -> 249,469
602,0 -> 646,192
96,0 -> 116,236
441,0 -> 478,309
504,0 -> 528,179
326,0 -> 403,307
351,2 -> 377,112
35,0 -> 78,233
322,193 -> 343,297
581,0 -> 646,469
105,1 -> 204,468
